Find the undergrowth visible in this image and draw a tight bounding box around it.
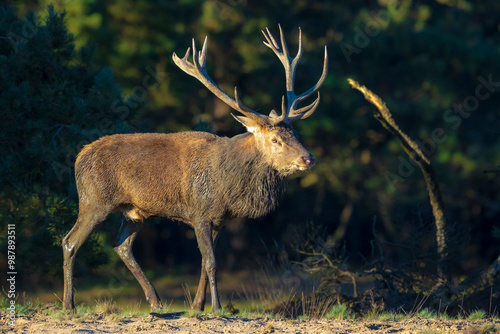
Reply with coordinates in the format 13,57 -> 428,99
2,295 -> 498,323
324,303 -> 353,320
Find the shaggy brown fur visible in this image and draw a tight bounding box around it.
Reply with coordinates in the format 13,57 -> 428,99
62,124 -> 313,312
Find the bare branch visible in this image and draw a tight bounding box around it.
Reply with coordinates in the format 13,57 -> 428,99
348,78 -> 449,285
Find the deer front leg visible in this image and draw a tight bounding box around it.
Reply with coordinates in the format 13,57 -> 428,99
192,228 -> 220,312
194,224 -> 221,313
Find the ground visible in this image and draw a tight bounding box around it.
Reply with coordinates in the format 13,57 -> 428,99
6,271 -> 499,333
2,311 -> 498,333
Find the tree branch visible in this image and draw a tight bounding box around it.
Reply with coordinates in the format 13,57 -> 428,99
348,79 -> 449,284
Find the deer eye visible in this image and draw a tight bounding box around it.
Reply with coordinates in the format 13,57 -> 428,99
271,138 -> 278,144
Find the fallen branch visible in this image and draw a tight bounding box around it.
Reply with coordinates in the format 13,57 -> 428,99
348,79 -> 449,285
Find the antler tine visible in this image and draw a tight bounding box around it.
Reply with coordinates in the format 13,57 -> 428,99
278,24 -> 289,60
173,37 -> 265,123
234,88 -> 266,122
288,46 -> 328,116
199,36 -> 208,67
191,38 -> 201,70
182,47 -> 191,62
290,28 -> 303,70
287,93 -> 321,122
262,27 -> 280,51
234,86 -> 250,113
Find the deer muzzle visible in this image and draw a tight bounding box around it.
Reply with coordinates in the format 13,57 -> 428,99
297,154 -> 315,171
302,155 -> 315,167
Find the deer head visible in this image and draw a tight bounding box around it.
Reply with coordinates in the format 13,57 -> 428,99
172,25 -> 328,175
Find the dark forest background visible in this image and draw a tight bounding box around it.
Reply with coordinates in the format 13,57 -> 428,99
0,0 -> 499,301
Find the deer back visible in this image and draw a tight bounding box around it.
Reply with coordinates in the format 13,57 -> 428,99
75,131 -> 285,223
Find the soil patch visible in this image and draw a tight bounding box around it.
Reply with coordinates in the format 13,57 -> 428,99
1,311 -> 498,333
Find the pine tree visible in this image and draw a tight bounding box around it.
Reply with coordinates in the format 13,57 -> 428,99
0,5 -> 136,287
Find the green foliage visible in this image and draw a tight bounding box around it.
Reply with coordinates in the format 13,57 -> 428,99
213,308 -> 233,318
180,310 -> 204,318
17,300 -> 38,315
467,310 -> 486,320
362,309 -> 393,321
480,323 -> 500,333
0,297 -> 8,309
325,303 -> 352,320
416,309 -> 437,319
0,5 -> 135,286
3,0 -> 500,296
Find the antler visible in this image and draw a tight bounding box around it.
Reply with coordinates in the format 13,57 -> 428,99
172,37 -> 267,125
173,26 -> 327,127
262,24 -> 328,123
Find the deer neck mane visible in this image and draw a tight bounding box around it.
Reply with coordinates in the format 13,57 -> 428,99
219,133 -> 286,219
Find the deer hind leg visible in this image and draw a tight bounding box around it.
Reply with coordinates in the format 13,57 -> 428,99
194,224 -> 221,313
192,228 -> 220,312
113,217 -> 162,309
63,207 -> 111,311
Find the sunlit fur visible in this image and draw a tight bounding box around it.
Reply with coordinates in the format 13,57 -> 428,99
74,126 -> 309,223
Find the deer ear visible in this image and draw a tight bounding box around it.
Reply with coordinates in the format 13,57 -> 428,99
231,113 -> 262,133
269,109 -> 280,118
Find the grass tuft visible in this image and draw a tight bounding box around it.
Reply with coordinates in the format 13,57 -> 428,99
467,310 -> 486,320
417,308 -> 437,319
363,309 -> 393,321
214,308 -> 233,318
74,303 -> 94,318
95,299 -> 118,315
17,301 -> 37,315
324,304 -> 352,320
438,313 -> 453,320
393,313 -> 409,321
180,309 -> 204,318
236,310 -> 260,318
480,323 -> 500,333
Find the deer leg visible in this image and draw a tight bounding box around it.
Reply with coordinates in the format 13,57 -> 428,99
194,224 -> 221,313
63,209 -> 109,310
192,228 -> 220,311
113,218 -> 162,309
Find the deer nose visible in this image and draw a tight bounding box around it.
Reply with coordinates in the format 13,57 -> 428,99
302,155 -> 315,167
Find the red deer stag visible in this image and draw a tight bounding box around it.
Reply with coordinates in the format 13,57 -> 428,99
62,25 -> 327,312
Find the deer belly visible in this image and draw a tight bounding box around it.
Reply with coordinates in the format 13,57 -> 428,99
124,207 -> 150,221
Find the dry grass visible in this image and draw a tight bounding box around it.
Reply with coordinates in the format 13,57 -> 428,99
94,299 -> 118,315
